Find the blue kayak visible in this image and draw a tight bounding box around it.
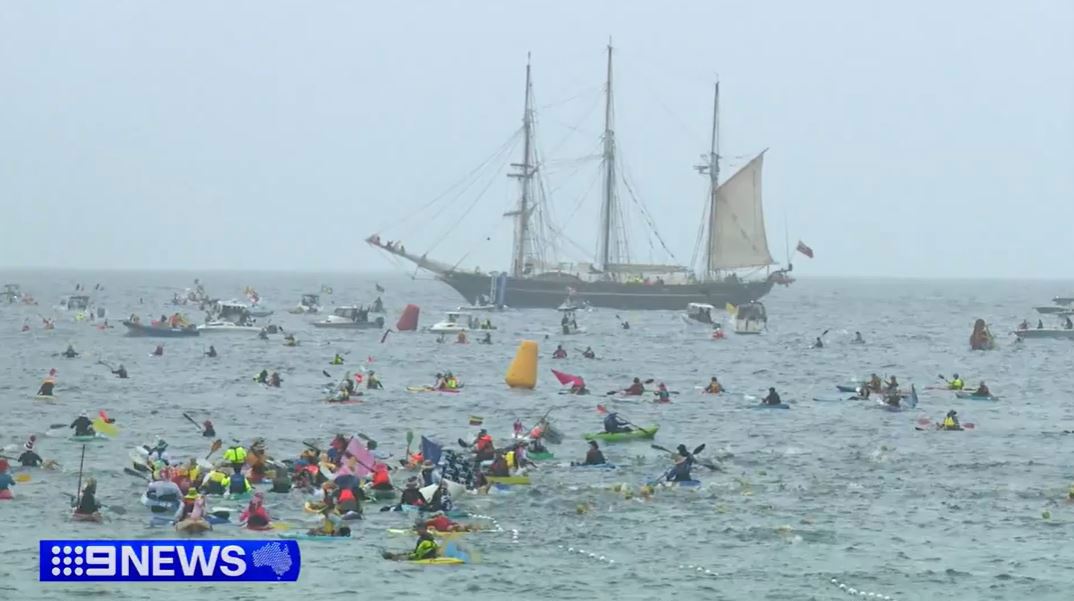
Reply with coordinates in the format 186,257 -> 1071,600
752,403 -> 790,410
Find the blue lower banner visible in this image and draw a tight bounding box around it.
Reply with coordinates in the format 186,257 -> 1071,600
40,539 -> 301,581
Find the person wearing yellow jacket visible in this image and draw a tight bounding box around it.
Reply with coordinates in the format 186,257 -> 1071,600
222,471 -> 252,496
224,445 -> 247,474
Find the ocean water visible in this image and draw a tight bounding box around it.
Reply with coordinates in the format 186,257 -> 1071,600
1,270 -> 1073,600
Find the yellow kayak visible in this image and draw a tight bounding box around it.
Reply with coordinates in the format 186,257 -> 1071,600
486,475 -> 531,485
409,557 -> 463,565
387,528 -> 467,540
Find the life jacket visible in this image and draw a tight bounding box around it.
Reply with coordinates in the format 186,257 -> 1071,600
372,467 -> 391,488
942,416 -> 957,429
475,434 -> 493,452
528,425 -> 544,439
505,451 -> 515,469
338,488 -> 356,503
224,446 -> 247,464
446,378 -> 458,389
950,379 -> 964,390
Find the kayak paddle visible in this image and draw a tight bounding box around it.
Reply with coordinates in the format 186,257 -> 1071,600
182,412 -> 205,433
205,439 -> 222,460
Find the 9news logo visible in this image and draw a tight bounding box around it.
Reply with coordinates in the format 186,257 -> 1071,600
40,540 -> 301,582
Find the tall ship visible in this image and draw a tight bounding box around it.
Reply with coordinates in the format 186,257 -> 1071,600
368,45 -> 793,310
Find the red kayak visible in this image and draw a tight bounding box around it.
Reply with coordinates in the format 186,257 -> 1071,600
0,489 -> 13,500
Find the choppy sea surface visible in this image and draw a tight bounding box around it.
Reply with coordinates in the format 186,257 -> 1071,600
1,270 -> 1073,600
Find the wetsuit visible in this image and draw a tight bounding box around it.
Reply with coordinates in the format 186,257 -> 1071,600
584,448 -> 606,465
623,382 -> 645,395
18,449 -> 42,467
71,416 -> 94,437
399,487 -> 425,507
763,391 -> 782,406
667,457 -> 694,482
112,367 -> 128,379
603,414 -> 631,434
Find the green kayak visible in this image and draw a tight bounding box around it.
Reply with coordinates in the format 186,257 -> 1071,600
583,425 -> 658,442
70,435 -> 108,443
528,451 -> 554,461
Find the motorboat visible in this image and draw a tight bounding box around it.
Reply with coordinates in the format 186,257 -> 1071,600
289,293 -> 322,314
1014,328 -> 1074,340
557,307 -> 585,335
1034,306 -> 1067,314
312,306 -> 386,329
430,311 -> 472,334
686,302 -> 716,324
198,301 -> 262,333
122,320 -> 199,337
249,304 -> 274,318
1053,296 -> 1074,306
2,284 -> 20,304
734,301 -> 767,334
57,295 -> 90,312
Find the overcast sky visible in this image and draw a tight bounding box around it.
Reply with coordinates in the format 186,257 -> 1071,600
1,1 -> 1071,278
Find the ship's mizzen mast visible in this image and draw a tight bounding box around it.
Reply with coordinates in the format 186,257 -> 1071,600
598,42 -> 619,275
507,54 -> 537,278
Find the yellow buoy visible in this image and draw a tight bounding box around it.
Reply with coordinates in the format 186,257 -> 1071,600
504,340 -> 538,389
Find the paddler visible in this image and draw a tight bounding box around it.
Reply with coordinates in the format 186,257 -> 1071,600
181,488 -> 199,517
371,463 -> 394,492
224,444 -> 248,475
426,480 -> 454,512
582,346 -> 596,359
487,451 -> 510,477
445,372 -> 460,390
111,364 -> 128,379
584,441 -> 606,465
420,459 -> 437,487
762,387 -> 782,406
568,381 -> 589,395
146,438 -> 170,465
254,369 -> 269,384
665,453 -> 694,483
330,353 -> 344,365
603,412 -> 632,434
885,376 -> 899,393
201,468 -> 227,495
383,521 -> 439,561
425,511 -> 477,532
432,372 -> 446,390
479,332 -> 492,344
18,435 -> 42,467
202,420 -> 216,437
868,373 -> 883,393
152,344 -> 164,357
268,371 -> 282,387
336,483 -> 362,518
947,374 -> 964,390
366,370 -> 383,389
284,333 -> 297,346
655,382 -> 671,403
812,337 -> 824,349
37,369 -> 57,396
205,345 -> 218,358
398,477 -> 425,508
455,331 -> 468,344
623,377 -> 645,396
941,410 -> 962,431
853,331 -> 865,344
70,412 -> 95,437
704,377 -> 722,394
239,492 -> 270,529
74,478 -> 101,517
552,345 -> 567,359
0,460 -> 15,499
470,429 -> 495,461
973,381 -> 990,397
62,344 -> 79,359
884,390 -> 901,408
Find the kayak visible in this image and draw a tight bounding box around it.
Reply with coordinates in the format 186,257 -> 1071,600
69,435 -> 108,443
371,487 -> 396,500
245,523 -> 273,531
485,475 -> 531,485
528,451 -> 554,461
405,386 -> 460,394
387,528 -> 469,540
72,511 -> 103,522
0,489 -> 13,500
751,403 -> 790,410
569,462 -> 617,470
582,425 -> 659,442
954,391 -> 999,401
875,399 -> 905,412
408,557 -> 464,565
34,395 -> 58,401
662,479 -> 702,488
175,518 -> 212,534
835,385 -> 862,393
278,532 -> 350,541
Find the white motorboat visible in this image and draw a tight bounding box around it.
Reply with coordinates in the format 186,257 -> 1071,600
289,293 -> 322,314
1014,328 -> 1074,340
198,301 -> 262,333
1052,296 -> 1074,306
734,301 -> 767,334
312,306 -> 385,329
1034,306 -> 1067,315
249,304 -> 274,318
686,302 -> 716,324
430,311 -> 472,334
57,295 -> 90,312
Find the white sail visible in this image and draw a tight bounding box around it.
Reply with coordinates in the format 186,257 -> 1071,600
707,152 -> 774,270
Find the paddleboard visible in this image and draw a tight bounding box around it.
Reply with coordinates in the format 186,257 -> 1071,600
34,395 -> 58,402
751,403 -> 790,410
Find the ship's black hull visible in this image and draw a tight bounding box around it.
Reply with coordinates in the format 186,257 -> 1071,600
440,271 -> 775,310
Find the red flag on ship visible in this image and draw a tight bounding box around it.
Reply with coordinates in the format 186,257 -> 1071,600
796,240 -> 814,258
